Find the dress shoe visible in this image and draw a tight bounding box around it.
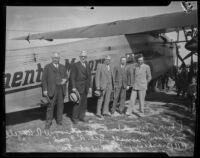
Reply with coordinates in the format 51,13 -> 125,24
125,113 -> 132,116
71,119 -> 79,125
110,110 -> 115,115
79,118 -> 89,123
139,109 -> 144,113
118,111 -> 123,114
96,114 -> 103,118
102,113 -> 111,117
45,122 -> 52,130
57,122 -> 63,126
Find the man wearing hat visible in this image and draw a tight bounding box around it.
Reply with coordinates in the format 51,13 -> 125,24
95,55 -> 114,118
42,52 -> 68,129
126,54 -> 152,115
70,51 -> 92,124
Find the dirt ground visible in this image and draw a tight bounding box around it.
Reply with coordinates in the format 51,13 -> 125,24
6,90 -> 196,156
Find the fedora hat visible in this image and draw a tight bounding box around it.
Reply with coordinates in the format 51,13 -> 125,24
40,97 -> 50,105
70,91 -> 80,103
94,90 -> 102,97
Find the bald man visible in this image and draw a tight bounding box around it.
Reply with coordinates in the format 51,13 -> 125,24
42,52 -> 68,129
70,51 -> 92,124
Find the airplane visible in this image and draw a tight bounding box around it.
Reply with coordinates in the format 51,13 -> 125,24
5,9 -> 197,114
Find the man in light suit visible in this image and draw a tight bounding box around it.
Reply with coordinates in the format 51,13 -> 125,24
42,52 -> 68,129
70,51 -> 92,124
95,55 -> 114,118
111,57 -> 129,115
126,54 -> 152,115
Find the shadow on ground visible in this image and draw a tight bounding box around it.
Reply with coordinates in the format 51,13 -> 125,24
6,90 -> 195,128
6,97 -> 98,126
145,91 -> 189,106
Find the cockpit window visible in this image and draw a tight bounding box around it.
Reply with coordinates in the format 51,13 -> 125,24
135,51 -> 161,60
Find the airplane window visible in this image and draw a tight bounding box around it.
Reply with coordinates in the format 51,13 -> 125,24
135,51 -> 161,60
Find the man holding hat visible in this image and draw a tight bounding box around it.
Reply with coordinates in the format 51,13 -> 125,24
126,54 -> 152,115
95,55 -> 114,118
70,51 -> 92,124
42,52 -> 68,129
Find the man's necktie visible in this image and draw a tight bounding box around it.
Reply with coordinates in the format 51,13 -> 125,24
54,64 -> 58,68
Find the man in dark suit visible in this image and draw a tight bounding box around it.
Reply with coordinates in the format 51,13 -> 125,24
42,52 -> 68,129
70,51 -> 92,124
95,55 -> 114,118
111,57 -> 130,115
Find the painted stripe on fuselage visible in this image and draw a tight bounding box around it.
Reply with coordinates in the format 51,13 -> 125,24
5,84 -> 42,95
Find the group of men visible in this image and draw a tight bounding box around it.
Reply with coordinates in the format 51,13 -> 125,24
42,51 -> 152,129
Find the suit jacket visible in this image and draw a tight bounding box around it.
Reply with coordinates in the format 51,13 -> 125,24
113,64 -> 128,89
130,63 -> 152,90
70,61 -> 91,94
95,63 -> 114,90
42,63 -> 68,97
126,63 -> 137,86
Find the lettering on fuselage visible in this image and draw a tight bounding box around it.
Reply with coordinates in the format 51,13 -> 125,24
5,58 -> 105,94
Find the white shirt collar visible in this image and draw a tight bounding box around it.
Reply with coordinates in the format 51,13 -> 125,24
53,63 -> 58,68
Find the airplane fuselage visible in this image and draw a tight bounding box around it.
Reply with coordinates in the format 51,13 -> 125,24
5,34 -> 176,113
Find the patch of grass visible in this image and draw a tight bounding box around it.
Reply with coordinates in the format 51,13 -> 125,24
6,93 -> 195,155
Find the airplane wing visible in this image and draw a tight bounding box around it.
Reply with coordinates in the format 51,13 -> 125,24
12,10 -> 197,40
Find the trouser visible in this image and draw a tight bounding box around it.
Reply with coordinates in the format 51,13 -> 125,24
111,87 -> 126,113
46,85 -> 64,125
188,95 -> 196,112
126,89 -> 146,114
96,87 -> 112,115
177,86 -> 186,97
72,93 -> 87,121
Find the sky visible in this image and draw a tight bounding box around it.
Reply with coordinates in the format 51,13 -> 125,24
6,1 -> 198,65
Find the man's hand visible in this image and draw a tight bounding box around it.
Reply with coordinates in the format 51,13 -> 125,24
61,78 -> 67,85
43,91 -> 48,96
88,88 -> 92,95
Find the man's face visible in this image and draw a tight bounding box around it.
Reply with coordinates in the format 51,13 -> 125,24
105,59 -> 111,65
192,77 -> 196,84
121,58 -> 127,65
80,55 -> 87,63
137,57 -> 144,65
52,56 -> 60,64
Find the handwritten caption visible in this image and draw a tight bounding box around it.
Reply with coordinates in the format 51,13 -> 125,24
6,121 -> 193,152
